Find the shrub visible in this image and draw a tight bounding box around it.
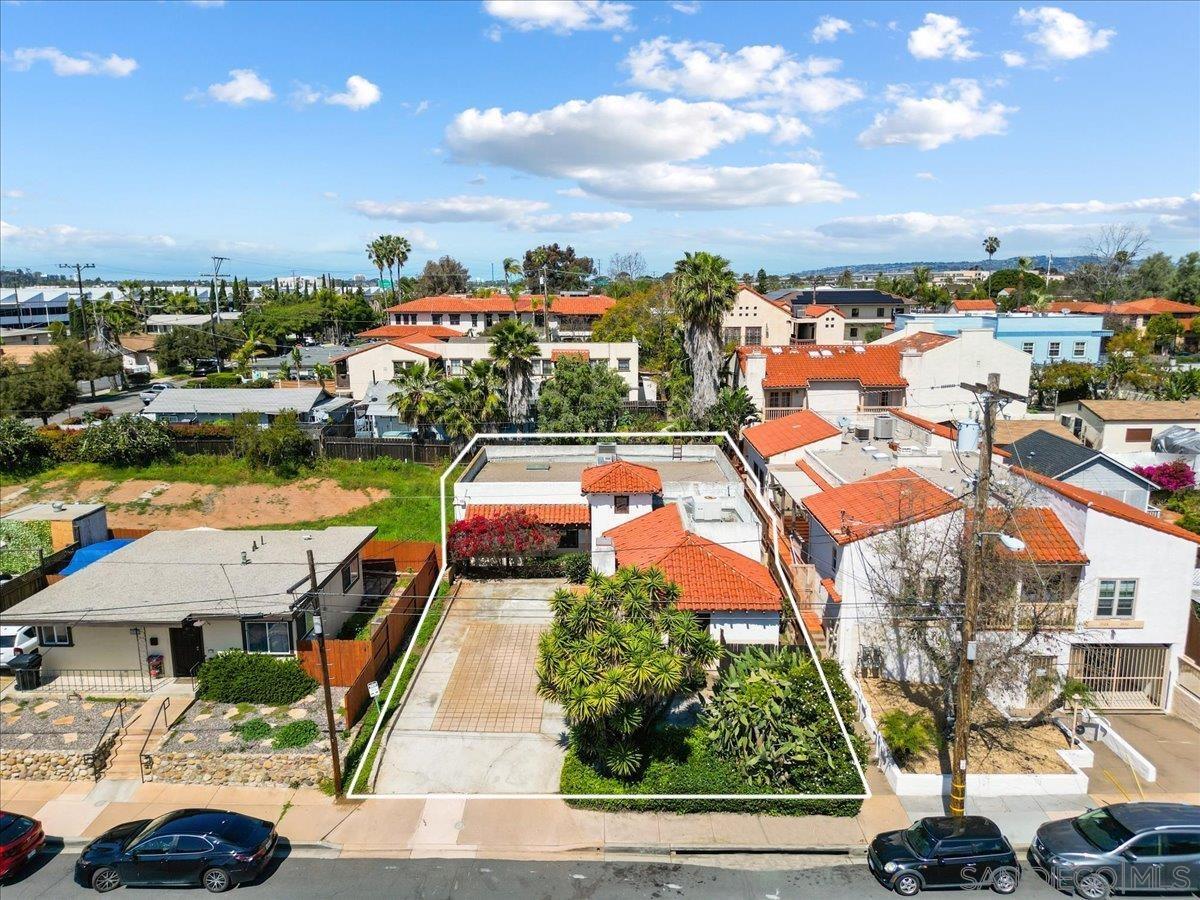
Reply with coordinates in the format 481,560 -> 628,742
0,417 -> 50,474
129,371 -> 152,386
168,423 -> 235,438
1133,460 -> 1195,492
232,718 -> 272,742
0,520 -> 53,576
879,709 -> 936,768
75,414 -> 174,466
196,651 -> 317,705
90,405 -> 114,420
231,411 -> 314,475
37,425 -> 81,462
560,552 -> 593,584
448,511 -> 559,567
704,648 -> 866,793
271,719 -> 319,749
204,372 -> 243,388
62,416 -> 83,425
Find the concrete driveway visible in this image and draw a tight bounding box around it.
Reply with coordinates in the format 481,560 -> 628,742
1087,713 -> 1200,803
374,579 -> 568,795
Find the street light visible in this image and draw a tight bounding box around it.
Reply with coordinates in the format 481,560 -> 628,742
977,530 -> 1027,553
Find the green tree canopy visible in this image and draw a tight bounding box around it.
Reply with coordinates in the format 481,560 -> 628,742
416,256 -> 469,297
1171,252 -> 1200,305
591,284 -> 678,371
536,355 -> 629,432
1136,252 -> 1177,297
522,243 -> 595,293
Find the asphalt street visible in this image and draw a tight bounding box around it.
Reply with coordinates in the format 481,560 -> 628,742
2,851 -> 1075,898
24,388 -> 147,426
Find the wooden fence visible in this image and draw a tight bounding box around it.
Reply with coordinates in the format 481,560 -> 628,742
319,436 -> 457,465
296,540 -> 440,726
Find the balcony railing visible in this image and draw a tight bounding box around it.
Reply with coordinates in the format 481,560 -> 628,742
979,600 -> 1077,631
765,407 -> 805,420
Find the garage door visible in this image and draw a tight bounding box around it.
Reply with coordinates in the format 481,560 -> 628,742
1068,644 -> 1168,710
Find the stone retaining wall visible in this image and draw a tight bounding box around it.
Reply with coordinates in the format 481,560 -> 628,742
0,732 -> 118,782
143,750 -> 329,787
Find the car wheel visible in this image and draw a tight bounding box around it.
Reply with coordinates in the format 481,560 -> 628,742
1075,871 -> 1112,900
991,867 -> 1019,894
892,872 -> 922,896
202,867 -> 231,894
91,867 -> 121,893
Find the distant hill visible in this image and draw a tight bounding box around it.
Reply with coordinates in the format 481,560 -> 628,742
787,256 -> 1093,278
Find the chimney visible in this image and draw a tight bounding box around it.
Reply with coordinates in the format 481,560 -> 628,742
743,350 -> 767,412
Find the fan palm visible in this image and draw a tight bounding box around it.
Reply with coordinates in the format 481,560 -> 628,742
388,362 -> 444,433
488,317 -> 539,422
386,235 -> 412,302
366,238 -> 387,290
502,256 -> 521,284
672,251 -> 738,420
983,235 -> 1001,297
231,327 -> 271,376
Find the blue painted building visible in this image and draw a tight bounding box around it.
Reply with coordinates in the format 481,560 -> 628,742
891,312 -> 1110,365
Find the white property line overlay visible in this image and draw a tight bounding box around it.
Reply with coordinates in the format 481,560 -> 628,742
347,431 -> 872,801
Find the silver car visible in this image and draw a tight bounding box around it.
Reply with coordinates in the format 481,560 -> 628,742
0,625 -> 39,669
1029,802 -> 1200,899
139,382 -> 176,405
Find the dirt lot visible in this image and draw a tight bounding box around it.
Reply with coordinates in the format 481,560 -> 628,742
6,477 -> 388,529
860,677 -> 1072,775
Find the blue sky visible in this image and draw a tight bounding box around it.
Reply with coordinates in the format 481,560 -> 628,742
1,0 -> 1197,281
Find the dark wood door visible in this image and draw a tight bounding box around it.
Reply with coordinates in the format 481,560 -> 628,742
169,625 -> 205,677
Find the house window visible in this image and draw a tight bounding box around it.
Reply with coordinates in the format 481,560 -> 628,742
243,621 -> 293,655
1096,579 -> 1136,618
1022,342 -> 1035,354
449,314 -> 461,326
746,326 -> 762,344
617,358 -> 630,372
723,327 -> 741,344
471,314 -> 479,327
431,314 -> 443,325
1073,341 -> 1086,358
767,390 -> 791,408
1125,427 -> 1153,444
558,529 -> 580,550
614,495 -> 630,513
850,307 -> 860,318
876,307 -> 885,317
1048,341 -> 1061,358
849,327 -> 859,338
37,625 -> 72,647
392,361 -> 410,377
485,314 -> 494,327
341,554 -> 361,593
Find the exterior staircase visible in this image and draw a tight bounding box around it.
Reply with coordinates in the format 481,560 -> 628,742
100,696 -> 183,781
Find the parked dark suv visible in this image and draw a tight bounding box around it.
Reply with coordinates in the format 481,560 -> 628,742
869,815 -> 1020,895
1029,802 -> 1200,898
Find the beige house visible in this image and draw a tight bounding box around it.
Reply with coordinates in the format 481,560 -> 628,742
793,305 -> 848,344
721,286 -> 794,347
1059,399 -> 1200,453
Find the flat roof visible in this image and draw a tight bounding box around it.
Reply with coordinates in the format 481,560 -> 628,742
2,502 -> 105,522
470,456 -> 726,485
0,526 -> 375,625
809,443 -> 984,494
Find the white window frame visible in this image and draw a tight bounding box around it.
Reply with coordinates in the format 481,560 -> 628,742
617,358 -> 630,373
341,553 -> 361,593
37,624 -> 73,647
1022,342 -> 1035,354
1096,578 -> 1137,618
1048,341 -> 1061,358
1073,341 -> 1087,358
242,620 -> 293,655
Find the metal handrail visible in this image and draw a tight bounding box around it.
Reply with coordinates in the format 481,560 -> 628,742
138,697 -> 171,783
86,698 -> 128,777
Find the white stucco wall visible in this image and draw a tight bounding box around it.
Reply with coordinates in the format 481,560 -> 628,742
806,381 -> 864,414
722,288 -> 793,346
710,612 -> 780,645
341,343 -> 434,399
588,493 -> 654,555
38,624 -> 166,677
900,330 -> 1031,422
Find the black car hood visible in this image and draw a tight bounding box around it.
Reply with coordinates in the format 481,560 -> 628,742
1036,817 -> 1100,857
84,820 -> 149,857
872,829 -> 918,864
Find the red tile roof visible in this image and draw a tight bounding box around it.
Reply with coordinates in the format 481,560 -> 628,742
551,349 -> 589,361
805,304 -> 845,318
1017,301 -> 1109,314
952,298 -> 996,312
987,507 -> 1088,564
891,409 -> 956,441
742,410 -> 841,459
803,468 -> 961,545
357,324 -> 459,341
465,503 -> 590,526
821,577 -> 842,603
580,460 -> 663,494
740,344 -> 907,390
605,505 -> 782,612
386,293 -> 615,317
890,331 -> 958,354
1011,465 -> 1200,546
795,458 -> 835,492
329,339 -> 441,363
1111,298 -> 1198,316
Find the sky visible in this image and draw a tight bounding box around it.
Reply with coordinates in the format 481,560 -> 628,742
1,0 -> 1197,281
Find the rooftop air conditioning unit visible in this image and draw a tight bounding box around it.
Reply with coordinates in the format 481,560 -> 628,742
596,442 -> 617,464
854,425 -> 871,442
874,414 -> 895,441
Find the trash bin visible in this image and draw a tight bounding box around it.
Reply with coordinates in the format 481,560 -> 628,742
9,651 -> 42,691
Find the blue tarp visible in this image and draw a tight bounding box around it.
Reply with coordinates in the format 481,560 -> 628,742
59,539 -> 135,575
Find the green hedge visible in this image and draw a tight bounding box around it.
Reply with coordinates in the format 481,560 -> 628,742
197,651 -> 316,705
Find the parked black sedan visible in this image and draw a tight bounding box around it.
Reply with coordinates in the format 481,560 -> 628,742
868,815 -> 1020,895
75,809 -> 276,893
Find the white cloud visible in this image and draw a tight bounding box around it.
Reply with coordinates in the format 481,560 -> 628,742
447,94 -> 776,173
467,174 -> 487,186
556,187 -> 588,197
987,193 -> 1200,217
670,1 -> 701,14
570,162 -> 854,210
624,38 -> 863,113
1001,51 -> 1027,67
1,220 -> 176,249
1017,6 -> 1114,60
4,47 -> 137,77
907,13 -> 978,61
482,0 -> 632,34
511,211 -> 632,232
405,227 -> 439,251
771,115 -> 811,144
351,195 -> 549,223
3,189 -> 25,198
197,69 -> 274,105
817,211 -> 972,241
811,16 -> 852,44
858,79 -> 1014,150
915,171 -> 937,181
326,75 -> 381,109
412,99 -> 430,115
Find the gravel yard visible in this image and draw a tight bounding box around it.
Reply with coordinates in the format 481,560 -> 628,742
161,690 -> 346,756
0,696 -> 128,751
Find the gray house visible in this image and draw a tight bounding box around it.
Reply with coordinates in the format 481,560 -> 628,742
141,386 -> 353,427
1004,429 -> 1158,510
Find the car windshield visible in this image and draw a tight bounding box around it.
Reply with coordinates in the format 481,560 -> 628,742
0,813 -> 33,843
129,813 -> 178,848
1074,809 -> 1135,852
904,822 -> 936,857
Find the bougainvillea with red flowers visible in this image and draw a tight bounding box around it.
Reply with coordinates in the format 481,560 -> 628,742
448,511 -> 559,565
1133,460 -> 1196,492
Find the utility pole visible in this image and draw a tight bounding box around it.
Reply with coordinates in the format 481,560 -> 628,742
199,256 -> 230,372
307,550 -> 344,795
59,262 -> 97,349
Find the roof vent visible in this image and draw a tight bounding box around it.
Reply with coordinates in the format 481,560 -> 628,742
808,350 -> 820,358
820,349 -> 833,357
853,346 -> 865,353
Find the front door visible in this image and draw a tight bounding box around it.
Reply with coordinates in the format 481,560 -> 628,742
169,624 -> 205,677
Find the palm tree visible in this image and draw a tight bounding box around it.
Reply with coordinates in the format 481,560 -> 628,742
982,235 -> 1001,297
366,238 -> 388,309
502,257 -> 521,284
703,386 -> 760,436
386,235 -> 412,303
489,318 -> 539,422
231,326 -> 271,377
462,359 -> 505,424
672,251 -> 738,420
388,362 -> 444,437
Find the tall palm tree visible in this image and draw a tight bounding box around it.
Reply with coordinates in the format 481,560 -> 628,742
366,238 -> 388,309
502,257 -> 521,285
462,359 -> 505,424
388,362 -> 444,436
386,234 -> 412,303
488,318 -> 539,422
982,235 -> 1001,297
672,251 -> 738,420
231,326 -> 271,377
1014,256 -> 1032,309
